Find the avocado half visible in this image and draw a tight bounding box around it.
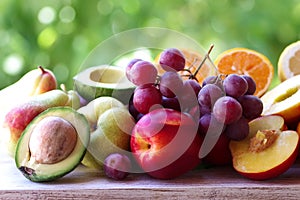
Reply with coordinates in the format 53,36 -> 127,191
15,107 -> 90,182
73,65 -> 135,104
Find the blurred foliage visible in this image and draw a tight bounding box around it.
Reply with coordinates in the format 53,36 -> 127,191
0,0 -> 300,89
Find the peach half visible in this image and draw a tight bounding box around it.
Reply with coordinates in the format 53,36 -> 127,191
229,115 -> 299,180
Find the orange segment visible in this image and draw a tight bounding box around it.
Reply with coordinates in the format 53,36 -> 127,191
154,48 -> 217,85
214,48 -> 274,97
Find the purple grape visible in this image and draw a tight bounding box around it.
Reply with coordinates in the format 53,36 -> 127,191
202,75 -> 223,89
133,84 -> 162,114
125,58 -> 142,81
199,104 -> 211,116
159,71 -> 183,97
136,113 -> 144,121
213,96 -> 242,124
188,104 -> 201,121
198,113 -> 225,136
128,60 -> 158,86
162,96 -> 181,111
177,79 -> 199,112
242,75 -> 256,95
159,48 -> 185,71
223,74 -> 248,98
238,95 -> 263,120
198,84 -> 224,113
183,79 -> 201,95
224,116 -> 249,141
103,153 -> 132,180
128,93 -> 140,120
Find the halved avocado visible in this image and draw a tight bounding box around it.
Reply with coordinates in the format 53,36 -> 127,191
15,107 -> 90,182
73,65 -> 135,103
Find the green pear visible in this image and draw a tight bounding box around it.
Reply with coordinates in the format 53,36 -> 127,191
3,89 -> 70,157
65,90 -> 81,110
81,107 -> 135,170
60,84 -> 81,110
77,96 -> 125,132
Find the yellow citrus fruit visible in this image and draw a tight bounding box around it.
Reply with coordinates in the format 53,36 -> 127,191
214,47 -> 274,97
278,41 -> 300,82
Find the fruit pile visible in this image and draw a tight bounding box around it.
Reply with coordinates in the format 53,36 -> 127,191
2,41 -> 300,183
125,47 -> 267,179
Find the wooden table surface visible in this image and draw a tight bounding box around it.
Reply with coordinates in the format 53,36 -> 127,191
1,144 -> 300,200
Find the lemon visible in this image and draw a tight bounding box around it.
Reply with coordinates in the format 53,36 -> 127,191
278,41 -> 300,82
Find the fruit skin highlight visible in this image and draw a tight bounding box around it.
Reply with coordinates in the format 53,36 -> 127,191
130,108 -> 202,179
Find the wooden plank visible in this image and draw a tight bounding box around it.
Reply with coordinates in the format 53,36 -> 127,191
1,144 -> 300,199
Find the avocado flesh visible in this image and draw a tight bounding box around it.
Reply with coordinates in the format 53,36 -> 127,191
73,65 -> 135,103
15,107 -> 90,182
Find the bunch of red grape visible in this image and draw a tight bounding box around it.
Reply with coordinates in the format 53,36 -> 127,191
126,47 -> 263,141
198,74 -> 263,141
126,48 -> 200,118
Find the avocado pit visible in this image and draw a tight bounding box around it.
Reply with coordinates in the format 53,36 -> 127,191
29,116 -> 77,164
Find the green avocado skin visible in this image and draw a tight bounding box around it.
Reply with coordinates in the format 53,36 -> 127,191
15,107 -> 90,182
17,155 -> 86,182
74,80 -> 135,104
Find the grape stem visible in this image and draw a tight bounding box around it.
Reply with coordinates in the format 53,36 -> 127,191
192,44 -> 214,78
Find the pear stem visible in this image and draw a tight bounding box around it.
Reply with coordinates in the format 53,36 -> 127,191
60,84 -> 67,93
38,66 -> 46,74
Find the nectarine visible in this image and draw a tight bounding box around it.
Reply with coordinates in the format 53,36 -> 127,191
130,108 -> 202,179
230,115 -> 299,180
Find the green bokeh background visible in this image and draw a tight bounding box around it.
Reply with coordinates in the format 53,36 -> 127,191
1,0 -> 299,90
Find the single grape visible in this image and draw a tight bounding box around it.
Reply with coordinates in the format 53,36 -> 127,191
128,93 -> 140,121
223,74 -> 248,98
159,71 -> 183,97
199,104 -> 211,116
136,113 -> 144,122
198,113 -> 225,136
202,75 -> 223,89
198,84 -> 224,113
238,95 -> 263,120
162,96 -> 181,111
213,96 -> 242,124
183,79 -> 201,96
159,48 -> 185,71
188,104 -> 200,121
177,79 -> 199,112
125,58 -> 142,81
103,153 -> 132,180
202,75 -> 216,87
198,114 -> 211,135
133,84 -> 162,114
242,75 -> 256,95
224,116 -> 249,141
128,60 -> 158,86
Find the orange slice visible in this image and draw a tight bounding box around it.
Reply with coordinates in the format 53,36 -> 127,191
214,48 -> 274,97
278,41 -> 300,82
154,48 -> 217,85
